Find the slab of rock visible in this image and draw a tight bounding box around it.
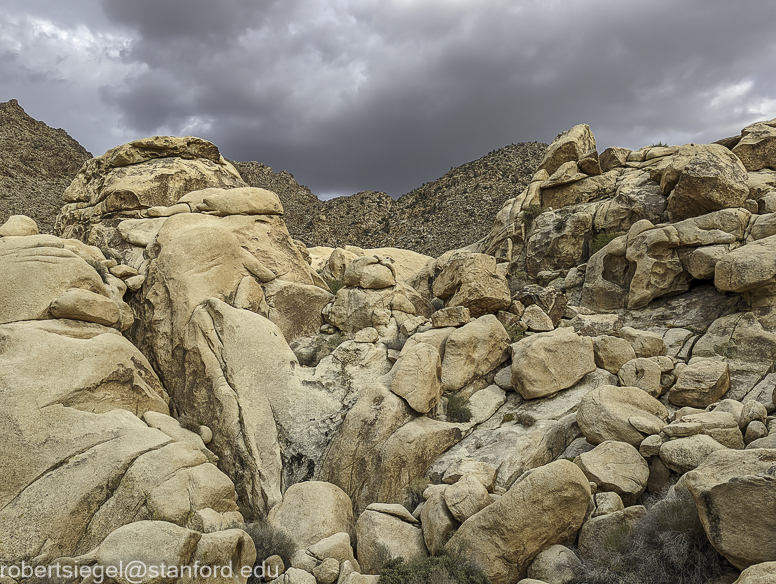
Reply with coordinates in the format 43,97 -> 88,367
536,124 -> 597,177
432,253 -> 511,318
669,360 -> 731,407
441,315 -> 510,392
575,441 -> 649,505
194,186 -> 284,216
593,335 -> 637,374
732,118 -> 776,171
431,306 -> 470,328
681,411 -> 744,449
443,474 -> 493,523
420,487 -> 458,556
577,385 -> 669,447
618,357 -> 663,397
49,288 -> 122,328
268,482 -> 355,551
388,342 -> 443,414
577,506 -> 647,561
734,561 -> 776,583
442,459 -> 497,491
511,328 -> 596,399
521,304 -> 554,332
446,460 -> 591,584
356,504 -> 427,574
527,544 -> 581,584
618,326 -> 666,358
660,434 -> 727,474
715,234 -> 776,307
343,256 -> 396,289
683,449 -> 776,569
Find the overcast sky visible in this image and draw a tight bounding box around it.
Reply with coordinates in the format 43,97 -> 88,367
2,0 -> 775,199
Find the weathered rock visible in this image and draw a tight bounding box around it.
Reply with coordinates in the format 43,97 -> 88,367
734,561 -> 776,583
343,255 -> 396,289
441,315 -> 510,392
662,144 -> 749,221
388,342 -> 443,414
681,411 -> 744,449
521,304 -> 554,332
537,124 -> 597,177
659,434 -> 727,474
431,306 -> 471,328
591,492 -> 625,518
683,449 -> 776,569
575,441 -> 649,505
442,459 -> 498,491
619,326 -> 666,358
515,285 -> 568,327
716,234 -> 776,307
268,482 -> 355,551
732,119 -> 776,172
669,360 -> 731,407
356,504 -> 427,574
577,506 -> 647,561
599,147 -> 631,172
511,328 -> 596,400
263,279 -> 332,341
541,172 -> 619,210
432,253 -> 511,317
526,544 -> 581,584
593,335 -> 637,374
618,357 -> 663,397
420,487 -> 458,556
446,460 -> 591,584
0,214 -> 38,236
443,475 -> 493,523
577,385 -> 669,447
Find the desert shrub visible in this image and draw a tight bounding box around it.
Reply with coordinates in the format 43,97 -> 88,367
503,323 -> 526,343
244,523 -> 296,568
325,276 -> 345,295
521,204 -> 543,226
648,141 -> 669,148
379,554 -> 490,584
446,393 -> 472,423
569,486 -> 730,584
589,232 -> 624,257
501,413 -> 515,424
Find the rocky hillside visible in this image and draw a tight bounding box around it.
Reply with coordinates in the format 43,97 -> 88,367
4,119 -> 776,584
235,141 -> 547,257
0,99 -> 91,232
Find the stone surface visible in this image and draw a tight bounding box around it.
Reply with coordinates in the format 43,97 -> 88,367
526,544 -> 581,584
388,342 -> 443,414
669,360 -> 731,407
0,214 -> 38,236
684,449 -> 776,570
432,253 -> 511,318
511,328 -> 596,399
618,357 -> 663,397
443,474 -> 493,523
441,315 -> 510,392
577,385 -> 669,446
732,118 -> 776,172
575,440 -> 649,505
356,504 -> 427,574
446,460 -> 591,584
593,335 -> 637,374
659,434 -> 727,474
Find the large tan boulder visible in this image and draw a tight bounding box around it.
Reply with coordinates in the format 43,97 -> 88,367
716,234 -> 776,307
577,385 -> 669,447
575,440 -> 649,505
387,342 -> 443,414
343,255 -> 397,289
660,144 -> 749,221
536,124 -> 597,177
446,460 -> 591,584
593,335 -> 637,374
735,562 -> 776,583
356,504 -> 427,574
0,214 -> 38,236
441,314 -> 510,392
188,186 -> 284,216
732,119 -> 776,171
443,475 -> 493,523
420,487 -> 459,556
268,482 -> 355,551
660,434 -> 727,474
511,328 -> 596,399
432,253 -> 511,318
683,449 -> 776,570
668,360 -> 731,407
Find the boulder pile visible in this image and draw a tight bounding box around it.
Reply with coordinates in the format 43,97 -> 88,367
3,118 -> 776,583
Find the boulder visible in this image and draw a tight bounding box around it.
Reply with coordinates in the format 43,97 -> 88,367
669,360 -> 731,407
575,441 -> 649,505
734,562 -> 776,583
593,335 -> 637,374
577,385 -> 669,447
681,411 -> 744,449
431,306 -> 471,328
619,326 -> 666,358
420,487 -> 459,556
446,460 -> 591,584
442,459 -> 498,491
441,315 -> 510,392
263,279 -> 332,341
683,449 -> 776,569
659,434 -> 727,474
526,545 -> 581,584
511,328 -> 596,399
514,285 -> 568,327
268,482 -> 355,551
356,504 -> 427,574
617,357 -> 663,397
192,186 -> 283,216
521,304 -> 554,332
536,124 -> 597,178
716,234 -> 776,307
732,119 -> 776,171
0,214 -> 38,236
432,253 -> 511,318
443,475 -> 493,523
661,144 -> 750,221
577,506 -> 647,561
388,342 -> 443,414
343,255 -> 396,289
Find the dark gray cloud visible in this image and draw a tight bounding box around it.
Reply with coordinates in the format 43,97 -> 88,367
2,0 -> 775,198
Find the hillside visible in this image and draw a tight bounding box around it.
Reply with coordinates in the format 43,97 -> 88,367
0,99 -> 91,232
234,141 -> 547,257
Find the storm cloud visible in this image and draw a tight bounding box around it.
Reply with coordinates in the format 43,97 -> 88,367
2,0 -> 775,198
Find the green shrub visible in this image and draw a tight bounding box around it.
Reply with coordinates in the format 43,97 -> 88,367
446,393 -> 472,423
589,232 -> 624,257
501,413 -> 515,424
521,204 -> 543,226
648,141 -> 669,148
503,323 -> 526,343
379,554 -> 490,584
569,485 -> 730,584
244,523 -> 296,567
325,277 -> 345,295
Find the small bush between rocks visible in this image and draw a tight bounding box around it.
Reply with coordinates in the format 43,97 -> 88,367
325,276 -> 345,295
379,554 -> 491,584
446,393 -> 472,423
245,523 -> 296,568
589,232 -> 623,257
569,486 -> 730,584
503,323 -> 526,343
521,204 -> 543,226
